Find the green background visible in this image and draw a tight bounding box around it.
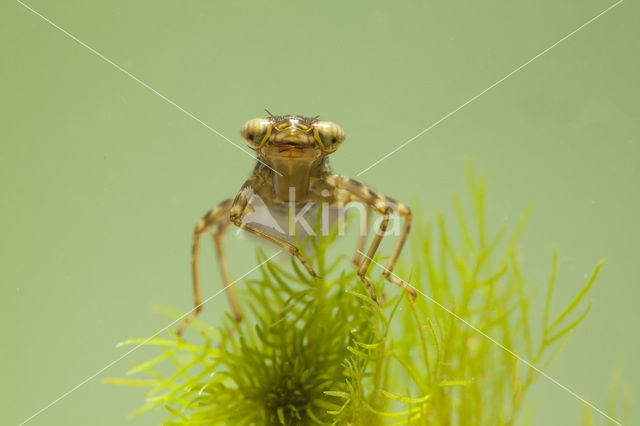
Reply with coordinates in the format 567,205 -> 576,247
1,0 -> 638,424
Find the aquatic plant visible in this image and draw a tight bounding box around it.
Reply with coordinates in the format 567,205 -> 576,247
106,166 -> 612,425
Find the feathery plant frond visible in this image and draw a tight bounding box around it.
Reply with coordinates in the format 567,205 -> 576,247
106,165 -> 608,425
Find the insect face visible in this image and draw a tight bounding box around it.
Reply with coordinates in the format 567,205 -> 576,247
240,115 -> 345,155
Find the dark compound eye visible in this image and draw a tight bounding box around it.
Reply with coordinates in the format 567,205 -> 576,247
313,121 -> 345,153
241,118 -> 272,149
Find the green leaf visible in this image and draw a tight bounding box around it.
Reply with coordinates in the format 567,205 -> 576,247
548,260 -> 603,333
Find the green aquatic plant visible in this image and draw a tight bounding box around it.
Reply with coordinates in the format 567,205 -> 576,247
106,167 -> 605,425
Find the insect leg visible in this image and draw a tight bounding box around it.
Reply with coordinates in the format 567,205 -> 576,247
325,175 -> 416,301
380,209 -> 414,297
353,206 -> 370,265
230,181 -> 318,280
177,198 -> 236,336
211,221 -> 242,321
356,207 -> 391,302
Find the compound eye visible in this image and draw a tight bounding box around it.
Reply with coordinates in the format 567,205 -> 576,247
313,121 -> 345,153
241,118 -> 272,149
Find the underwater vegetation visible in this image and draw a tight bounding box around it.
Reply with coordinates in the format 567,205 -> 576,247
106,166 -> 629,425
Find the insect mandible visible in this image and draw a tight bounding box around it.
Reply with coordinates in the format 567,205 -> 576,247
177,113 -> 416,335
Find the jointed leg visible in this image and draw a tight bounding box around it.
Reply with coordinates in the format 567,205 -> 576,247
356,207 -> 392,302
380,213 -> 413,294
177,198 -> 238,336
229,177 -> 318,280
353,206 -> 370,265
212,221 -> 241,320
325,174 -> 416,301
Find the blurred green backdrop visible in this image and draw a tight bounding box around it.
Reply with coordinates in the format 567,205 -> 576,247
1,0 -> 638,424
